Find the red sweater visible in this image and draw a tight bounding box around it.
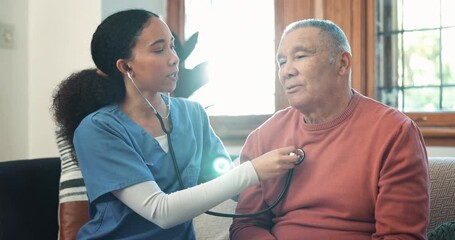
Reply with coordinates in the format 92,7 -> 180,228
230,91 -> 429,240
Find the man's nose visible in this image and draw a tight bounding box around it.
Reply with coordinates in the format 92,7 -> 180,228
280,64 -> 298,80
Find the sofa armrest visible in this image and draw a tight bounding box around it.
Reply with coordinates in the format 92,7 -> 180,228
59,201 -> 90,240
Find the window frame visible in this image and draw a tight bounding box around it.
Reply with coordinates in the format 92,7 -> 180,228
167,0 -> 455,147
372,0 -> 455,146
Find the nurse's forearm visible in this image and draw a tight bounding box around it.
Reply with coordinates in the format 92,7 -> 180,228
113,161 -> 258,229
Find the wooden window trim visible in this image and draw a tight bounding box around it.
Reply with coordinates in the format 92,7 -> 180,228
406,113 -> 455,146
166,0 -> 185,39
209,115 -> 273,146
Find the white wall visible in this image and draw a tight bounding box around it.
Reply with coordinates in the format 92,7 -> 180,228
0,0 -> 166,161
27,0 -> 102,161
0,0 -> 28,161
101,0 -> 166,20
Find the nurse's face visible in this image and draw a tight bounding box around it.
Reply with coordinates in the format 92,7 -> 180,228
126,17 -> 180,94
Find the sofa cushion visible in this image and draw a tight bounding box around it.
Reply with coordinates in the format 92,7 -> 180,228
427,221 -> 455,240
428,157 -> 455,231
193,199 -> 237,240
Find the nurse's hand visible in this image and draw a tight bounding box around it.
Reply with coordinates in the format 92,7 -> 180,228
250,146 -> 300,181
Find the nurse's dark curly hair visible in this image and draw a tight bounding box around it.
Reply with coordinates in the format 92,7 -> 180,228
51,9 -> 159,144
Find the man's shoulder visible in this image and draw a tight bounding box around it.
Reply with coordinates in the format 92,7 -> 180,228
356,95 -> 414,133
358,94 -> 410,121
255,107 -> 300,131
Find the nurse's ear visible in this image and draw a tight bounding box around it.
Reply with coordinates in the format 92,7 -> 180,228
124,65 -> 132,72
116,59 -> 132,75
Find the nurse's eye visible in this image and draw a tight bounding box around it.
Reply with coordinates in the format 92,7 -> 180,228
153,48 -> 164,54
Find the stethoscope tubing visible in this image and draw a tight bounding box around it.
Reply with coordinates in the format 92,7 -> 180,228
205,168 -> 296,218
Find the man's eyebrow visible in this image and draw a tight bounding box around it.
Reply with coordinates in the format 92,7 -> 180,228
277,46 -> 315,59
293,45 -> 315,53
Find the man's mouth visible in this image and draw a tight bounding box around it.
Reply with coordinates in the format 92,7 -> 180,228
286,84 -> 302,94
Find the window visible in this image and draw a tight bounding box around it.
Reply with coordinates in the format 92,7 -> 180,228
376,0 -> 455,112
183,0 -> 276,116
166,0 -> 277,146
376,0 -> 455,145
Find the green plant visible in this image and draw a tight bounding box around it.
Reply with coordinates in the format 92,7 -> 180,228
172,32 -> 209,98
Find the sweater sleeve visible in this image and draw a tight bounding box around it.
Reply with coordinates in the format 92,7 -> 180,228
56,129 -> 88,203
373,120 -> 429,240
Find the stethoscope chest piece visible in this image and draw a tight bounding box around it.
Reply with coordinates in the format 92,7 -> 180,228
290,148 -> 305,165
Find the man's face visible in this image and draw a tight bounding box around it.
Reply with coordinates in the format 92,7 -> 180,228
276,27 -> 339,112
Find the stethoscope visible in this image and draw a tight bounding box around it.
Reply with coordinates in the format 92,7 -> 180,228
127,71 -> 306,218
155,105 -> 305,218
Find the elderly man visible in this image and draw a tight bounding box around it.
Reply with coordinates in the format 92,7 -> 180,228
230,19 -> 429,240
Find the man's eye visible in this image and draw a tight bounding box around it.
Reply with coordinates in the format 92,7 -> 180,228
154,49 -> 164,53
278,60 -> 286,66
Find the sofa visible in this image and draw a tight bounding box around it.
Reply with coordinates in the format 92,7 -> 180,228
0,157 -> 454,239
193,157 -> 455,239
0,158 -> 60,240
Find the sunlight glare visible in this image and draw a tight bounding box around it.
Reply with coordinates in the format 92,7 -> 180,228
184,0 -> 275,116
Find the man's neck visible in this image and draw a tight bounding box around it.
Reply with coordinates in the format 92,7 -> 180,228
303,89 -> 353,124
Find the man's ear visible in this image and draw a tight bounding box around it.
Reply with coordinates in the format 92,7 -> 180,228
337,51 -> 352,76
116,59 -> 131,75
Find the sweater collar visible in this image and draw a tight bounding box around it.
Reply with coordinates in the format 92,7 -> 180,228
300,89 -> 361,131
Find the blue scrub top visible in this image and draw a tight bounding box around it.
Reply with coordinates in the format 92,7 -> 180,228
73,95 -> 230,239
